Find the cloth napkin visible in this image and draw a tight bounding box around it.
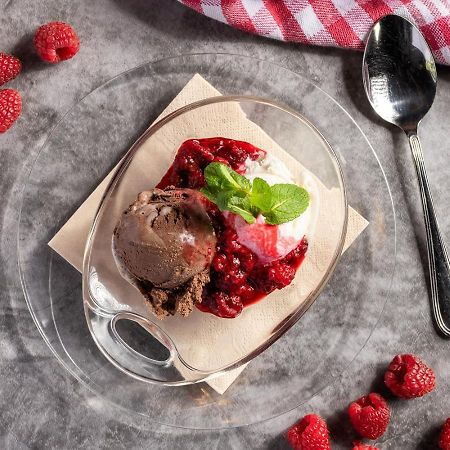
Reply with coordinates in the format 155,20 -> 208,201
178,0 -> 450,65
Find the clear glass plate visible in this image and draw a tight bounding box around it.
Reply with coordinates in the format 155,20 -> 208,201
18,53 -> 396,429
83,96 -> 347,384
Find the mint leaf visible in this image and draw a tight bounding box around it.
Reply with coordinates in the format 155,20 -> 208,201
202,163 -> 255,223
200,185 -> 220,203
204,162 -> 251,193
201,162 -> 310,225
226,196 -> 256,224
264,184 -> 310,225
215,190 -> 245,211
250,177 -> 272,212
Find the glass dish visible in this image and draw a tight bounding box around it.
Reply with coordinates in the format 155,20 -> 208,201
83,96 -> 348,384
18,53 -> 396,429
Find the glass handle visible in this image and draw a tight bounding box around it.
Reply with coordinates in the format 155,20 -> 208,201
84,304 -> 209,384
110,311 -> 175,367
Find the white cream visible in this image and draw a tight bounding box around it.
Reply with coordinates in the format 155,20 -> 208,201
233,154 -> 318,262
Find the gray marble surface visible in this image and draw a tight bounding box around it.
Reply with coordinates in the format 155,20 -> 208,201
1,1 -> 450,449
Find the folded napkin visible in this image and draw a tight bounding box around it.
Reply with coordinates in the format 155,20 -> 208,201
178,0 -> 450,65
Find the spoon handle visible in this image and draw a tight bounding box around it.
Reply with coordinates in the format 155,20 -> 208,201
408,131 -> 450,337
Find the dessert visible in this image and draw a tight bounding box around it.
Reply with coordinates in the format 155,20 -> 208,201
113,188 -> 216,317
113,137 -> 316,319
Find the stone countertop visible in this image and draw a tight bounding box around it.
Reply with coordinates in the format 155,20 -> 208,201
1,1 -> 450,449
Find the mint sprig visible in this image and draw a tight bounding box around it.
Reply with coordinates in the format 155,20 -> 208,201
200,162 -> 310,225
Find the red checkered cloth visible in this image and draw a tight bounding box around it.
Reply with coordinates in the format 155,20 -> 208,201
178,0 -> 450,65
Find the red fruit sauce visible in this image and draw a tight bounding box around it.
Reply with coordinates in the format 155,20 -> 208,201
156,137 -> 308,318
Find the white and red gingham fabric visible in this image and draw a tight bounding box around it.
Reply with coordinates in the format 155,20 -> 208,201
178,0 -> 450,65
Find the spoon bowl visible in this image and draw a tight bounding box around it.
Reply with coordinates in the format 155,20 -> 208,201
363,14 -> 437,130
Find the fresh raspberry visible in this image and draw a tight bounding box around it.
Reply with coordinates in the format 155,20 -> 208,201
348,393 -> 390,439
34,22 -> 80,63
0,53 -> 21,86
0,89 -> 21,133
439,418 -> 450,450
384,354 -> 435,399
352,441 -> 379,450
287,414 -> 331,450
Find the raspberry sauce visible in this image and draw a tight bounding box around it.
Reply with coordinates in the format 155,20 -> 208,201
157,137 -> 308,318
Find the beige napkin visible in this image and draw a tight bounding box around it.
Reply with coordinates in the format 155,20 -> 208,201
49,74 -> 368,394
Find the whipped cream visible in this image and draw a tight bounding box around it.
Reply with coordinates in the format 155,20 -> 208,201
232,154 -> 318,263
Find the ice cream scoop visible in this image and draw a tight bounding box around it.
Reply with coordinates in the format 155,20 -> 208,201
234,155 -> 316,264
113,188 -> 216,317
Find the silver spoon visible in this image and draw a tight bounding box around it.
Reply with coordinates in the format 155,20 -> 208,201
363,14 -> 450,337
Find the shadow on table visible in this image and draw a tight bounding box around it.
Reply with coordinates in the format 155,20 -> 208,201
9,32 -> 48,74
416,424 -> 442,449
265,434 -> 289,450
108,0 -> 365,73
109,0 -> 246,42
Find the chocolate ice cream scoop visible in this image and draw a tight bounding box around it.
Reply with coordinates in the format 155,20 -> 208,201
113,188 -> 216,290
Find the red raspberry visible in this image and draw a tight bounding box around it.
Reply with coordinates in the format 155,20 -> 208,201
352,441 -> 379,450
212,253 -> 228,272
256,263 -> 295,293
439,418 -> 450,450
211,292 -> 243,318
238,247 -> 255,272
384,354 -> 435,399
269,263 -> 295,287
348,393 -> 390,439
34,22 -> 80,63
0,53 -> 21,86
0,89 -> 21,133
283,238 -> 309,264
235,283 -> 255,300
184,165 -> 204,188
188,140 -> 214,164
213,156 -> 229,165
287,414 -> 331,450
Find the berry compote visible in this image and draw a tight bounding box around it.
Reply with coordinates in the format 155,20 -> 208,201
157,137 -> 308,318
